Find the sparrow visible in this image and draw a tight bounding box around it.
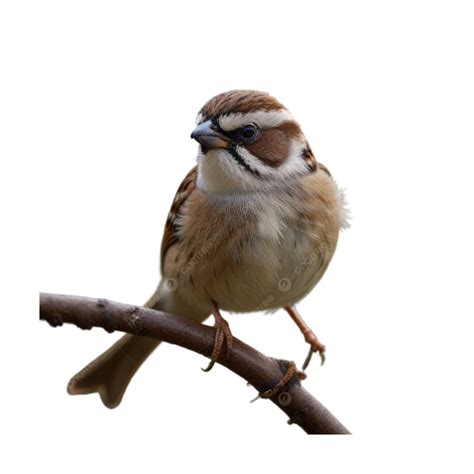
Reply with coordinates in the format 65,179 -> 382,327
67,90 -> 349,408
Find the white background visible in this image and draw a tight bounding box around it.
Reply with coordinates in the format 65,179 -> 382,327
1,0 -> 473,472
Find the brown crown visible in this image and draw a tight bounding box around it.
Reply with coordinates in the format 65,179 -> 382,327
200,90 -> 286,118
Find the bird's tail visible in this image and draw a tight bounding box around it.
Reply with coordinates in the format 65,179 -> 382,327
67,281 -> 209,408
67,333 -> 160,408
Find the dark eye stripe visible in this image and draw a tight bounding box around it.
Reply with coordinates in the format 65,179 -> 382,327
228,144 -> 261,178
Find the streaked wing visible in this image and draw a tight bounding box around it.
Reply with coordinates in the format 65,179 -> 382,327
160,166 -> 197,272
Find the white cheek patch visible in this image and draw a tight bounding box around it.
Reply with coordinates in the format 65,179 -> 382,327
236,138 -> 308,179
218,110 -> 295,131
196,138 -> 309,193
197,149 -> 261,192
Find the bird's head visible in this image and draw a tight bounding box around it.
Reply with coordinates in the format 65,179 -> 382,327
191,90 -> 316,193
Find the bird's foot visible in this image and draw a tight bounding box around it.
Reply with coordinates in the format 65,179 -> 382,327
302,329 -> 326,370
202,302 -> 233,372
250,361 -> 306,402
284,305 -> 326,370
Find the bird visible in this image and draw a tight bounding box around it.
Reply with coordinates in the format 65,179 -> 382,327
67,90 -> 349,408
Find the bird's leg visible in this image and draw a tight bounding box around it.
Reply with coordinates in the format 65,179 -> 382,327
284,305 -> 326,370
202,300 -> 233,372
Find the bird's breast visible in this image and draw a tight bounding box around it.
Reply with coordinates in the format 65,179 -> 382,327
167,187 -> 337,313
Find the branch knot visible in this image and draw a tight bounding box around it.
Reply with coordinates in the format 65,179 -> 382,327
98,298 -> 119,333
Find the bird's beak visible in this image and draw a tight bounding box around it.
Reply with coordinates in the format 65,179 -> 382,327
191,120 -> 229,149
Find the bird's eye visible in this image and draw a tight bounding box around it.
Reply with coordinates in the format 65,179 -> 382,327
239,124 -> 259,142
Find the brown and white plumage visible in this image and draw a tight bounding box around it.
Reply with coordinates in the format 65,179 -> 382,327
67,90 -> 348,407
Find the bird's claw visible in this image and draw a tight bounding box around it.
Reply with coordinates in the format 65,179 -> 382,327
202,316 -> 233,372
302,341 -> 326,370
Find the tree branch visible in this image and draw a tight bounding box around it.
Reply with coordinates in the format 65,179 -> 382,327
39,292 -> 350,434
